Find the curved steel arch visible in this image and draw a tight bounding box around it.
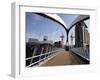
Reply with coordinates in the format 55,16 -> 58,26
38,13 -> 68,32
43,13 -> 70,47
44,13 -> 68,28
36,13 -> 69,46
34,13 -> 90,50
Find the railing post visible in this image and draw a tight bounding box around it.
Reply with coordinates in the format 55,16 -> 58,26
30,47 -> 37,65
45,44 -> 49,59
39,47 -> 44,63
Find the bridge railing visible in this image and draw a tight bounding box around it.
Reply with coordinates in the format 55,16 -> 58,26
26,49 -> 61,67
70,47 -> 89,61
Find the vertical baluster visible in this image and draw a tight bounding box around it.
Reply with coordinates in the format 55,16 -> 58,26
45,44 -> 49,59
30,47 -> 37,66
39,47 -> 44,63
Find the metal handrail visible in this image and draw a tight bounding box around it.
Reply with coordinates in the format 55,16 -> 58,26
26,49 -> 61,67
26,50 -> 58,60
70,47 -> 89,61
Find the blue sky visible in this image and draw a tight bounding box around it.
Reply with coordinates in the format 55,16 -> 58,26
26,12 -> 89,45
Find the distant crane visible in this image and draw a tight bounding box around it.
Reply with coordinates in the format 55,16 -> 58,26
60,33 -> 64,48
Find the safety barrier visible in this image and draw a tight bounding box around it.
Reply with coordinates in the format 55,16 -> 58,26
70,47 -> 89,61
26,49 -> 61,67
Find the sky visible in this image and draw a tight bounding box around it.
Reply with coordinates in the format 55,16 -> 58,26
26,12 -> 89,45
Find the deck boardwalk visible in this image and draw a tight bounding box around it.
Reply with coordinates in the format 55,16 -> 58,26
39,50 -> 88,66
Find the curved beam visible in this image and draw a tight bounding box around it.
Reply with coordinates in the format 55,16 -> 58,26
33,13 -> 89,50
36,13 -> 68,31
42,13 -> 70,47
68,15 -> 89,32
43,13 -> 68,28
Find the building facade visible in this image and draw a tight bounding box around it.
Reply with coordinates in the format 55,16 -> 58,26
75,22 -> 90,47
